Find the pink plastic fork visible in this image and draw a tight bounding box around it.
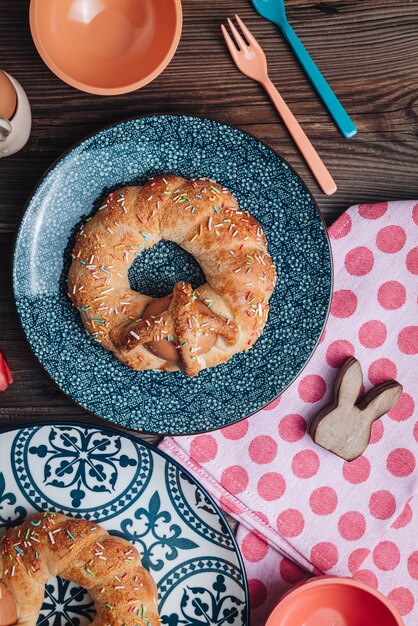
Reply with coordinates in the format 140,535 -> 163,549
221,15 -> 337,196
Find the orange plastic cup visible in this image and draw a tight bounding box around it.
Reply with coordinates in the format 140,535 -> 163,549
266,577 -> 405,626
29,0 -> 183,95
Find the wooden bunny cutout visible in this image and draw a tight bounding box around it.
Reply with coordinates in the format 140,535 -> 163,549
310,358 -> 402,461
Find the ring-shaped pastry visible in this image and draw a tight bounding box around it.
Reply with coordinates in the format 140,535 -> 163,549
68,175 -> 276,376
0,513 -> 159,626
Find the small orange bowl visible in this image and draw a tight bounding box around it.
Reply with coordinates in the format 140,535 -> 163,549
266,577 -> 405,626
30,0 -> 182,95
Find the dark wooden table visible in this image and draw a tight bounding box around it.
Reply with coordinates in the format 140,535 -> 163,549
1,0 -> 418,444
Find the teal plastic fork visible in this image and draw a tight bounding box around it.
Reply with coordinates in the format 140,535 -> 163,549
251,0 -> 357,138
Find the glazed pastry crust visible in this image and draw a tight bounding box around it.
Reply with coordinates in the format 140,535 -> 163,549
0,513 -> 159,626
68,175 -> 276,376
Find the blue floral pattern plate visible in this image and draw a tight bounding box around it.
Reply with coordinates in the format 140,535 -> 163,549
13,115 -> 332,434
0,422 -> 248,626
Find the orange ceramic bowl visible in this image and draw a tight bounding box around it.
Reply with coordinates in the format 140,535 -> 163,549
30,0 -> 183,95
266,577 -> 405,626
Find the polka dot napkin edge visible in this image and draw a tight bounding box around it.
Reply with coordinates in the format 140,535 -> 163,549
160,200 -> 418,625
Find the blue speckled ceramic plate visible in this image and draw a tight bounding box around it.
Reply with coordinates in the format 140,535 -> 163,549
0,422 -> 248,626
13,115 -> 332,434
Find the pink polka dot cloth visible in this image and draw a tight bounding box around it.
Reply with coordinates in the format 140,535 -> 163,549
160,200 -> 418,624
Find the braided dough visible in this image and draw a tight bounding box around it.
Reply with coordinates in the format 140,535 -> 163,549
68,175 -> 276,376
0,512 -> 159,626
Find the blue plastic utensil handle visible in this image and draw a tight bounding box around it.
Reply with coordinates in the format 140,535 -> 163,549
281,21 -> 357,138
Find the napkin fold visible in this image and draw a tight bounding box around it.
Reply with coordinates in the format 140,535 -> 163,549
160,200 -> 418,624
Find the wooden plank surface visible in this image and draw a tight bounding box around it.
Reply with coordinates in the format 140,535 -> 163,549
0,0 -> 417,445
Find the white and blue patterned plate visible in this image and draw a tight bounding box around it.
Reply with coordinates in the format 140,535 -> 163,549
13,115 -> 332,434
0,422 -> 248,626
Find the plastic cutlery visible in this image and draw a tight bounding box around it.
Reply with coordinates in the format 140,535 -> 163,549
251,0 -> 357,138
221,15 -> 337,195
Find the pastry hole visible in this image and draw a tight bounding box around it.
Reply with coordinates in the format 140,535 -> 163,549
128,240 -> 205,298
39,578 -> 96,626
